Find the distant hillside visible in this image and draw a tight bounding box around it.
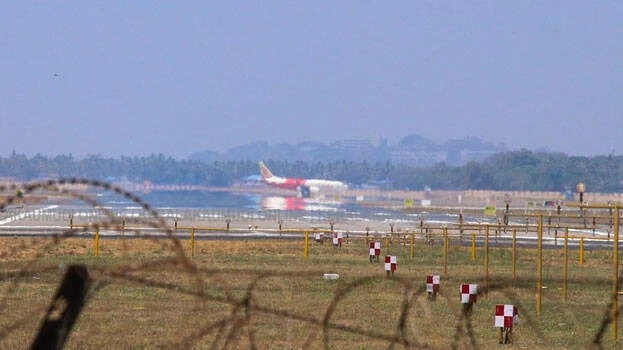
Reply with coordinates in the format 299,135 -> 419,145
1,150 -> 622,193
188,134 -> 507,167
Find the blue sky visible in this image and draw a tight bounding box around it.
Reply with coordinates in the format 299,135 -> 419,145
1,1 -> 621,159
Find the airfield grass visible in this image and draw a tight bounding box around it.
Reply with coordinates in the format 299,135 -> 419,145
0,236 -> 620,349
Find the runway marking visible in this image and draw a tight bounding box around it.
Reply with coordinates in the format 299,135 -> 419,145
0,205 -> 59,225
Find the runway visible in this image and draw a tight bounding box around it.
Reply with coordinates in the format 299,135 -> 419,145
0,201 -> 619,251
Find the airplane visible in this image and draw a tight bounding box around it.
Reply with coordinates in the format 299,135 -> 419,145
258,161 -> 347,198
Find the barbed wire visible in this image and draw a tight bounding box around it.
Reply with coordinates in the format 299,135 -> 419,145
0,179 -> 621,349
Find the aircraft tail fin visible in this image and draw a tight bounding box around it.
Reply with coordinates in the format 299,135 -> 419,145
259,161 -> 274,180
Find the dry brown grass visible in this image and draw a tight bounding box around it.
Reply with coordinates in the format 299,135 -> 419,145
0,235 -> 621,349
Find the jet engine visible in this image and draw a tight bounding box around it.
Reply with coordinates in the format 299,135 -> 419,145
297,185 -> 311,198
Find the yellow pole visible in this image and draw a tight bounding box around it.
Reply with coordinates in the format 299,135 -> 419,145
613,207 -> 619,341
484,226 -> 489,298
304,231 -> 309,258
537,215 -> 543,316
580,237 -> 585,266
563,227 -> 568,303
94,227 -> 100,256
512,229 -> 517,285
443,227 -> 448,274
471,233 -> 476,261
410,232 -> 415,259
189,228 -> 195,257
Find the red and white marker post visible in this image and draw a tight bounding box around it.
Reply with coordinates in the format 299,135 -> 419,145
426,275 -> 440,300
384,255 -> 396,277
314,232 -> 323,244
332,232 -> 343,248
495,304 -> 519,344
369,241 -> 381,263
460,284 -> 478,315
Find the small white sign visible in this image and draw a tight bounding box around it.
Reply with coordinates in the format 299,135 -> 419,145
323,273 -> 339,280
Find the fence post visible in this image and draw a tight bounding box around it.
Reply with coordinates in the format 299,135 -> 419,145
563,227 -> 568,303
304,231 -> 309,258
471,233 -> 476,261
30,265 -> 90,349
612,207 -> 619,341
443,227 -> 448,275
484,225 -> 489,299
94,227 -> 99,256
512,229 -> 517,286
580,237 -> 585,266
537,214 -> 543,316
410,232 -> 415,259
189,228 -> 195,257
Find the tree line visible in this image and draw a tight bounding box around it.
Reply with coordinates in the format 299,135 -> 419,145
0,150 -> 621,193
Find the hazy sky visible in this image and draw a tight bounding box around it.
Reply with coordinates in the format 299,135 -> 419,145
1,1 -> 621,159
